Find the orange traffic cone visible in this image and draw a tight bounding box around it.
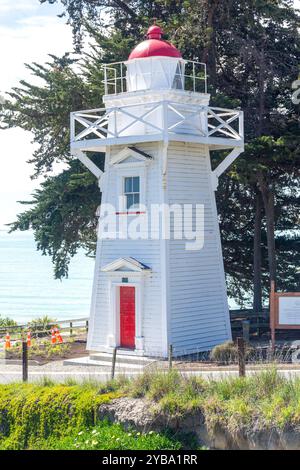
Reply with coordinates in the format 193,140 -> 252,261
51,328 -> 56,345
5,333 -> 11,349
55,327 -> 63,344
27,331 -> 32,347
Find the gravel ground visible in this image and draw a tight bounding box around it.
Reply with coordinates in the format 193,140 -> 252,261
0,360 -> 133,383
1,359 -> 300,384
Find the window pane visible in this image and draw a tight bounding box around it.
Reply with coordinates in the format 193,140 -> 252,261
132,176 -> 140,192
126,194 -> 133,210
124,177 -> 132,193
133,194 -> 140,207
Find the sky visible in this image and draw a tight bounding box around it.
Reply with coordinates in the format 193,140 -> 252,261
0,0 -> 299,230
0,0 -> 73,230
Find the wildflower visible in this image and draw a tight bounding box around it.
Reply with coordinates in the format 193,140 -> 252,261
116,438 -> 120,442
92,440 -> 98,446
78,431 -> 83,436
149,431 -> 154,435
127,433 -> 132,437
85,440 -> 89,444
92,429 -> 97,434
136,432 -> 141,436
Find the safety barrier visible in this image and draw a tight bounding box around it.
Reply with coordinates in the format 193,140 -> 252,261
1,317 -> 89,348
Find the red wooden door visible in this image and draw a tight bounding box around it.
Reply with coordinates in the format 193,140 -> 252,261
120,286 -> 135,349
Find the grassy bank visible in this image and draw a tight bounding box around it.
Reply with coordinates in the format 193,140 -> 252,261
127,368 -> 300,433
1,369 -> 300,449
0,379 -> 185,450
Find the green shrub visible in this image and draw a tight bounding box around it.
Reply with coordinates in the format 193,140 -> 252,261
27,316 -> 56,337
210,341 -> 254,364
210,341 -> 238,364
146,370 -> 182,401
33,421 -> 182,450
0,383 -> 122,450
128,368 -> 154,397
0,316 -> 18,329
128,369 -> 184,400
5,340 -> 71,360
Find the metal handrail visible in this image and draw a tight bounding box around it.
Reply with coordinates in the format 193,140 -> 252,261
102,59 -> 207,95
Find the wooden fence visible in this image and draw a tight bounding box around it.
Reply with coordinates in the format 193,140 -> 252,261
1,311 -> 269,337
230,309 -> 269,333
0,317 -> 89,339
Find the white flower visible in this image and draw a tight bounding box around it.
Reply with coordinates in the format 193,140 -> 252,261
92,440 -> 97,446
78,431 -> 83,436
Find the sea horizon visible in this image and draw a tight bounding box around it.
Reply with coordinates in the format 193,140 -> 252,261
0,230 -> 95,324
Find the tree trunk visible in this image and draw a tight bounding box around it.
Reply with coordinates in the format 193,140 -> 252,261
257,49 -> 266,136
258,176 -> 276,285
253,192 -> 263,312
201,0 -> 219,86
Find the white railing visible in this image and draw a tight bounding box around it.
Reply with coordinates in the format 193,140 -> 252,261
102,60 -> 207,95
70,102 -> 243,145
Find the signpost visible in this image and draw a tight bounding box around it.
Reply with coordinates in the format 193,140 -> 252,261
270,281 -> 300,349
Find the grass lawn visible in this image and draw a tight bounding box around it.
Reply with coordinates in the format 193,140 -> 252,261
26,421 -> 183,450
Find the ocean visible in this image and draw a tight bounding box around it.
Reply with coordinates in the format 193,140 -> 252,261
0,230 -> 95,324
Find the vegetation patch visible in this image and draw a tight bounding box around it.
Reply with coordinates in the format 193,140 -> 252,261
2,369 -> 300,449
0,381 -> 123,450
0,378 -> 188,450
28,421 -> 182,450
3,338 -> 89,363
4,340 -> 71,362
27,316 -> 57,337
0,316 -> 18,329
210,341 -> 257,364
126,368 -> 300,437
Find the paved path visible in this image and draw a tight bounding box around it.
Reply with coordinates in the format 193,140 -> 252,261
1,360 -> 300,383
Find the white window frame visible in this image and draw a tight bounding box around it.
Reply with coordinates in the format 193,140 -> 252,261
123,176 -> 141,211
116,162 -> 147,214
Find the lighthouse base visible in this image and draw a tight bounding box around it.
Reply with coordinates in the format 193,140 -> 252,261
86,141 -> 232,358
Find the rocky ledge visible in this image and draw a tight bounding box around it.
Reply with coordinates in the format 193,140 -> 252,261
98,397 -> 300,450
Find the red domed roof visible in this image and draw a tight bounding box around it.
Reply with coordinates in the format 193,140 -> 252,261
128,24 -> 182,60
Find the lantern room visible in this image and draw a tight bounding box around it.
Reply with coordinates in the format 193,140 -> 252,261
102,24 -> 207,96
125,24 -> 185,92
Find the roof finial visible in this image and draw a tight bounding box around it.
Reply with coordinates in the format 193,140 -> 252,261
147,21 -> 163,40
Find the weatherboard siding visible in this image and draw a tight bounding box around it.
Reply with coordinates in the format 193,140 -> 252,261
166,142 -> 231,354
88,140 -> 231,356
87,142 -> 165,354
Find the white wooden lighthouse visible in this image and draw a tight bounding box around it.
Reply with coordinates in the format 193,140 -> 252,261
70,23 -> 244,357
